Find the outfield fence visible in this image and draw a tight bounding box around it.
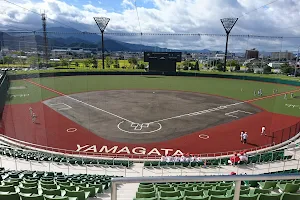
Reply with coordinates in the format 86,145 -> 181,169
272,121 -> 300,145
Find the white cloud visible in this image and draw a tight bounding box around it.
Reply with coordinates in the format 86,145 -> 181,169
0,0 -> 300,52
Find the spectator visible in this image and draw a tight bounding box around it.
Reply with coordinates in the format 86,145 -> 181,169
228,153 -> 240,165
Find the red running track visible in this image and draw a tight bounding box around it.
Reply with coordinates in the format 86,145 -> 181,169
1,101 -> 299,158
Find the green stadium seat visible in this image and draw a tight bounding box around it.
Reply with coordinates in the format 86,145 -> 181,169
258,181 -> 277,189
240,185 -> 250,190
183,190 -> 203,197
251,188 -> 271,195
89,183 -> 103,193
257,193 -> 282,200
139,183 -> 154,188
0,185 -> 16,192
65,189 -> 90,200
157,186 -> 175,192
0,192 -> 20,200
277,183 -> 300,193
196,185 -> 213,191
159,190 -> 182,198
209,195 -> 234,200
41,180 -> 55,185
58,184 -> 76,191
40,183 -> 58,189
230,188 -> 250,195
138,187 -> 155,193
3,180 -> 19,186
78,185 -> 97,197
176,185 -> 194,191
19,193 -> 44,200
22,181 -> 38,188
216,185 -> 232,190
208,189 -> 227,196
239,194 -> 259,200
42,188 -> 61,196
43,196 -> 69,200
19,186 -> 38,194
136,191 -> 156,198
185,196 -> 209,200
280,193 -> 300,200
159,197 -> 184,200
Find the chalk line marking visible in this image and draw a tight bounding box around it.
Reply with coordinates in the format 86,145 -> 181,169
49,103 -> 72,110
117,121 -> 162,134
67,128 -> 77,133
199,134 -> 209,139
148,102 -> 244,124
25,79 -> 134,124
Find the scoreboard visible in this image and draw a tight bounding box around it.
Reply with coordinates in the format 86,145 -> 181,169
144,52 -> 182,62
144,52 -> 182,72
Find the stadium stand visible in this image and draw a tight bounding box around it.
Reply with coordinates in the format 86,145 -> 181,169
0,167 -> 120,200
144,149 -> 293,168
0,145 -> 133,168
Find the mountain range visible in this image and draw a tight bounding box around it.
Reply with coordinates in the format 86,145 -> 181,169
0,27 -> 213,53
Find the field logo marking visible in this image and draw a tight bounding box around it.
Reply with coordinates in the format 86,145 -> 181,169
225,110 -> 253,118
118,121 -> 162,134
199,134 -> 209,139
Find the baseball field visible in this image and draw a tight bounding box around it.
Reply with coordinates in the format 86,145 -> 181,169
1,74 -> 300,157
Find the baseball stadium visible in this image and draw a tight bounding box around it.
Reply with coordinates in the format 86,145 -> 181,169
1,1 -> 300,200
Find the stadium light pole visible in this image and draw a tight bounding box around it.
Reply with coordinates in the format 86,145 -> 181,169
221,18 -> 238,72
94,17 -> 110,70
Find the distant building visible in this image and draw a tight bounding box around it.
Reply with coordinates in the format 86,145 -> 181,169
271,51 -> 294,60
245,49 -> 259,59
51,48 -> 92,58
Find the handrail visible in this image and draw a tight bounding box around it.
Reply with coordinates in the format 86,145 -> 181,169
111,174 -> 300,200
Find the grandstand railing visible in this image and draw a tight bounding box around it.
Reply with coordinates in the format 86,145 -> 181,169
111,174 -> 300,200
1,119 -> 300,160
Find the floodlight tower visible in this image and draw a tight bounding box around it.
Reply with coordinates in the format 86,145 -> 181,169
42,13 -> 49,65
94,17 -> 110,70
220,18 -> 238,72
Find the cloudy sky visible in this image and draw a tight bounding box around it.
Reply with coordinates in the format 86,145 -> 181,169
1,0 -> 300,52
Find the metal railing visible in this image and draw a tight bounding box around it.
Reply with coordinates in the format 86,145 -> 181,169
111,174 -> 300,200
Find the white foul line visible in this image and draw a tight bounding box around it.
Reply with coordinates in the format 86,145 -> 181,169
147,102 -> 244,124
61,95 -> 134,124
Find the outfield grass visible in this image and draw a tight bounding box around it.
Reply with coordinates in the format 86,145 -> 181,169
7,75 -> 300,117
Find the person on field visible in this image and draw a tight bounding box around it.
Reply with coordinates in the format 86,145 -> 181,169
261,126 -> 266,136
29,107 -> 33,116
284,93 -> 287,100
291,92 -> 294,98
254,90 -> 256,96
240,131 -> 244,143
32,112 -> 37,124
242,132 -> 248,144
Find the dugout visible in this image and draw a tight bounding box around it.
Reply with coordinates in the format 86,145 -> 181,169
144,52 -> 182,72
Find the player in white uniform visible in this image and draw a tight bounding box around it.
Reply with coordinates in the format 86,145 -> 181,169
261,126 -> 266,136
